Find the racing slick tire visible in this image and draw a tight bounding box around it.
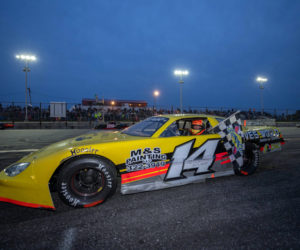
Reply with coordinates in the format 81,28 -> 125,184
57,156 -> 117,208
234,143 -> 260,176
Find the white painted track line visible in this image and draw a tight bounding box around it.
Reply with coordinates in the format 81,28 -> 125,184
0,149 -> 39,153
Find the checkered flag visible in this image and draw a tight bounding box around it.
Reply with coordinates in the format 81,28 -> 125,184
211,111 -> 244,169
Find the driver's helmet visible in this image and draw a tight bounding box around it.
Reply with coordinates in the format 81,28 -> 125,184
190,120 -> 205,135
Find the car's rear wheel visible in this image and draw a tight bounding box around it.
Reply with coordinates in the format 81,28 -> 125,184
57,157 -> 117,208
234,143 -> 260,176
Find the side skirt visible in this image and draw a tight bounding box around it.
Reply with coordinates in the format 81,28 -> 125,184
121,169 -> 234,195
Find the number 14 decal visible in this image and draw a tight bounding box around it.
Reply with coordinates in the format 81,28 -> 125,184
165,139 -> 219,181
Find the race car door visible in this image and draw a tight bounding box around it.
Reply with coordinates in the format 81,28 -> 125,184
121,117 -> 233,194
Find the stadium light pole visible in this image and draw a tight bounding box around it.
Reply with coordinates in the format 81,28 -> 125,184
256,76 -> 268,115
174,70 -> 189,113
111,101 -> 115,110
153,90 -> 160,113
16,54 -> 37,121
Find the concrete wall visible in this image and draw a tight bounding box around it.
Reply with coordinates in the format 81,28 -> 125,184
243,120 -> 300,127
14,121 -> 94,129
276,122 -> 300,127
243,119 -> 276,126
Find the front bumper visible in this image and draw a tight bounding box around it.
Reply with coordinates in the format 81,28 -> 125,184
0,169 -> 55,210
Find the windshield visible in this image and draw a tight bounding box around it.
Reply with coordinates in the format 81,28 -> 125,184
122,117 -> 169,137
215,118 -> 225,123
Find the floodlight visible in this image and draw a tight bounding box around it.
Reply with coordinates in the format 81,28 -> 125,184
256,76 -> 268,83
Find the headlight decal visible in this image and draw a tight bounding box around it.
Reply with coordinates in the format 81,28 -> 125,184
4,162 -> 31,177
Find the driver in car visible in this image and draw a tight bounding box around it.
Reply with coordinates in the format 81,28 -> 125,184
190,120 -> 205,135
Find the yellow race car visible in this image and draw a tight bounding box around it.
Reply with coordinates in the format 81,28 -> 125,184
0,112 -> 284,210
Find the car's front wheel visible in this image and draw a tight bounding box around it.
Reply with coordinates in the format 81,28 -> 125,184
57,157 -> 117,208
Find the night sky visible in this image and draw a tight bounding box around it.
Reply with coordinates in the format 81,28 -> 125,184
0,0 -> 299,112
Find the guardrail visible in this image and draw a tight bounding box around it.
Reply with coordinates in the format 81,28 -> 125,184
276,122 -> 300,127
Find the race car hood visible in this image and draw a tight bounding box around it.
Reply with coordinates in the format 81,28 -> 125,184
18,131 -> 143,162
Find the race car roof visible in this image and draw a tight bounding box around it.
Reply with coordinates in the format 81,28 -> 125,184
155,114 -> 225,120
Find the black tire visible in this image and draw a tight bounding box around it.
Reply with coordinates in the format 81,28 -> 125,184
57,157 -> 117,208
234,143 -> 260,176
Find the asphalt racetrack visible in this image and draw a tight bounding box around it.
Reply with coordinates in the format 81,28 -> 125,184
0,128 -> 299,249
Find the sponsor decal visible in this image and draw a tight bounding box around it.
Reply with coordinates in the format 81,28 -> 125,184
97,163 -> 113,188
126,147 -> 167,172
245,129 -> 280,141
61,182 -> 80,207
70,147 -> 99,156
244,130 -> 260,140
260,143 -> 282,153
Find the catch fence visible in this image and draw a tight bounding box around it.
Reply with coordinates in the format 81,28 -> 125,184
0,102 -> 299,122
